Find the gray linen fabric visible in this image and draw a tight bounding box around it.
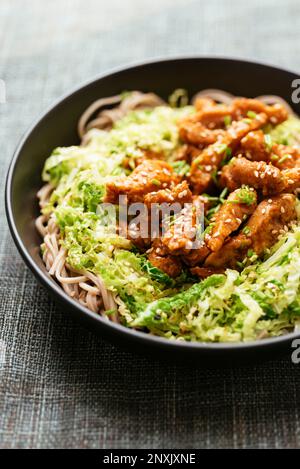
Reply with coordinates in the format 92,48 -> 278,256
0,0 -> 300,449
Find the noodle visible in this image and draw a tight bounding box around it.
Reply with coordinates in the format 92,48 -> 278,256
37,88 -> 296,321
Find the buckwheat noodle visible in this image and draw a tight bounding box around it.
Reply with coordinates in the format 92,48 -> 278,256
36,89 -> 295,319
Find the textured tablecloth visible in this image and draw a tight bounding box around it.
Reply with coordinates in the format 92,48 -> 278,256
1,0 -> 300,449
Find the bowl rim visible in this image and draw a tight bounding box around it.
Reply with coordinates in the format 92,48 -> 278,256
5,55 -> 300,353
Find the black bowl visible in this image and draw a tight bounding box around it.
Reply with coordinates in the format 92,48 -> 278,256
5,57 -> 300,364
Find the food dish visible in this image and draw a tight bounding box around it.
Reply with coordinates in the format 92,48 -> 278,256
6,57 -> 300,362
36,87 -> 300,343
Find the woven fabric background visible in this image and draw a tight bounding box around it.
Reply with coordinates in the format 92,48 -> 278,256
1,0 -> 300,449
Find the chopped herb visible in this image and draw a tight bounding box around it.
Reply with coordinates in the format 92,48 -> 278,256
201,194 -> 220,202
278,154 -> 292,164
221,147 -> 232,166
219,187 -> 229,202
211,168 -> 219,185
247,249 -> 254,258
243,226 -> 251,235
264,134 -> 273,151
201,222 -> 215,238
271,154 -> 279,161
247,111 -> 257,119
216,143 -> 228,155
151,178 -> 161,186
171,160 -> 190,176
224,115 -> 232,127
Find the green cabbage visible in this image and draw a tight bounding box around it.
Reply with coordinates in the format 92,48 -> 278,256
270,116 -> 300,146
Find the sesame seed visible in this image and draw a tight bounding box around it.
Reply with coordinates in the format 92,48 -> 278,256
254,170 -> 259,178
268,199 -> 272,203
281,206 -> 285,214
272,229 -> 278,234
261,208 -> 266,214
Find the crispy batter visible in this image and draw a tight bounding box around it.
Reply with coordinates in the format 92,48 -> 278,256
240,130 -> 271,162
147,239 -> 182,278
161,200 -> 210,266
194,97 -> 216,111
180,98 -> 287,146
179,121 -> 226,146
189,113 -> 268,194
205,194 -> 297,269
206,188 -> 257,252
190,266 -> 225,278
231,98 -> 288,124
122,149 -> 164,169
221,157 -> 300,195
105,159 -> 179,204
144,181 -> 192,207
174,144 -> 201,163
205,235 -> 251,269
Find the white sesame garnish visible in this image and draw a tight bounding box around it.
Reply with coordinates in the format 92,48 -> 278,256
281,206 -> 285,214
